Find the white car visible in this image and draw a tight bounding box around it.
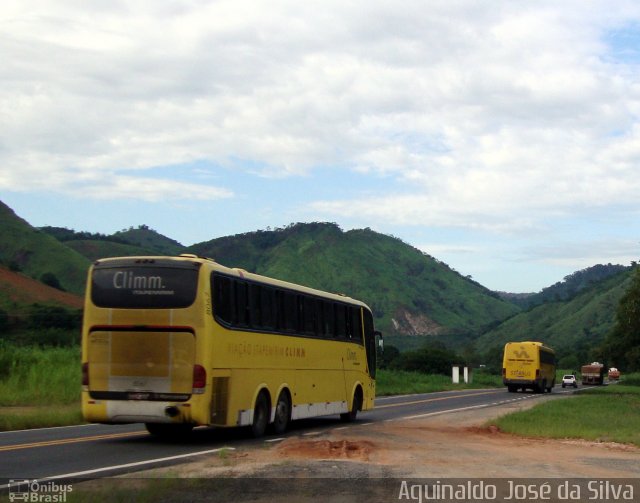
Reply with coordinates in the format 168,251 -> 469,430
562,375 -> 578,388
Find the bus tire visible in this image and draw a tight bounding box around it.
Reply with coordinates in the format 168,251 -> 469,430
251,390 -> 270,438
341,387 -> 362,422
272,390 -> 291,435
145,423 -> 193,438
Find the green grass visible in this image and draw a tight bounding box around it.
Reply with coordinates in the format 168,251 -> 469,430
0,342 -> 504,430
619,372 -> 640,386
67,477 -> 219,503
0,342 -> 81,431
0,342 -> 80,405
490,384 -> 640,446
0,404 -> 82,431
376,369 -> 501,395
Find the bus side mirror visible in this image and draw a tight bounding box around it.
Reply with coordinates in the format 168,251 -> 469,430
374,331 -> 383,352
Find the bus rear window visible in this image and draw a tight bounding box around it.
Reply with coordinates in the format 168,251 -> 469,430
91,260 -> 200,309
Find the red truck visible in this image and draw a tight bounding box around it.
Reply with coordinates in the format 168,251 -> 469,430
608,367 -> 621,380
581,362 -> 606,385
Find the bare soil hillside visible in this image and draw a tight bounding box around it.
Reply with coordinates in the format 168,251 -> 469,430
0,267 -> 83,308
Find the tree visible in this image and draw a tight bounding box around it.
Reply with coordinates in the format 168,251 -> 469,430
378,344 -> 400,369
0,308 -> 8,331
40,272 -> 64,291
601,267 -> 640,371
391,346 -> 460,375
28,305 -> 81,330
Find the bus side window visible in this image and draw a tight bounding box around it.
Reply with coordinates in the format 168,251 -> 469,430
363,308 -> 376,376
282,291 -> 298,333
302,295 -> 316,336
234,280 -> 249,327
212,274 -> 233,325
335,303 -> 346,340
249,283 -> 262,329
322,301 -> 334,338
261,286 -> 276,330
350,306 -> 362,343
315,299 -> 324,338
363,309 -> 374,340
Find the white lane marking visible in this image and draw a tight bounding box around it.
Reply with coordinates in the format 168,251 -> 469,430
1,447 -> 236,490
403,403 -> 490,421
374,388 -> 499,401
401,391 -> 561,421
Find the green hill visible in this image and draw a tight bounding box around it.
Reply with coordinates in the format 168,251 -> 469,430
112,225 -> 184,255
63,240 -> 158,262
40,225 -> 185,260
475,268 -> 633,365
188,222 -> 520,340
500,264 -> 628,309
0,202 -> 89,295
1,199 -> 632,362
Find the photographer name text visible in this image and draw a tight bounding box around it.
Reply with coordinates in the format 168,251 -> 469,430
399,480 -> 634,502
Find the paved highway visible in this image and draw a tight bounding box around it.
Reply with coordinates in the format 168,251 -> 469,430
0,386 -> 580,488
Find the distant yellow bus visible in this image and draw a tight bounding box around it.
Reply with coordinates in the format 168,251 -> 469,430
81,255 -> 381,437
502,341 -> 556,393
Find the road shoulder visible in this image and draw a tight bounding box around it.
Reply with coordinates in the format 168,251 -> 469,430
114,394 -> 640,480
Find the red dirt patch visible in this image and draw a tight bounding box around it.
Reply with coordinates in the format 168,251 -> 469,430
0,266 -> 83,309
275,439 -> 376,462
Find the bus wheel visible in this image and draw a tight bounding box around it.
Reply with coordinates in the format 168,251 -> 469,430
145,423 -> 193,438
272,390 -> 291,435
341,388 -> 362,422
251,391 -> 270,438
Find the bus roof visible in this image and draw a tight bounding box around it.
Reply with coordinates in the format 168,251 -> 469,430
504,341 -> 555,353
92,254 -> 370,310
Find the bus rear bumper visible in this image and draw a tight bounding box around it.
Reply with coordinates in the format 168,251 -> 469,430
83,399 -> 194,424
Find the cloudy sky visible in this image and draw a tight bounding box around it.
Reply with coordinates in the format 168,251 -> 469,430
1,1 -> 639,293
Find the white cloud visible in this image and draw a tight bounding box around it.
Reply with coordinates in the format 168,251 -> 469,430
523,238 -> 640,268
1,0 -> 640,226
78,175 -> 233,202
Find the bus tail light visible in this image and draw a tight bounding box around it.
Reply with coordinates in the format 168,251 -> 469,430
535,369 -> 540,379
192,364 -> 207,394
502,368 -> 506,378
82,362 -> 89,387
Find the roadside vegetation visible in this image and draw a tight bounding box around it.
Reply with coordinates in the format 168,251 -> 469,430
0,338 -> 504,431
2,332 -> 638,447
489,375 -> 640,447
0,341 -> 82,430
376,368 -> 501,395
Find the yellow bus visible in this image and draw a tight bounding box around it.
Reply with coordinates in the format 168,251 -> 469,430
502,341 -> 556,393
81,255 -> 381,437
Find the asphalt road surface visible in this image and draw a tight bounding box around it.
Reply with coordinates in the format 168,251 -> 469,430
0,385 -> 581,489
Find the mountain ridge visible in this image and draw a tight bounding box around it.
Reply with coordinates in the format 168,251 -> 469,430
1,200 -> 634,361
187,222 -> 520,338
